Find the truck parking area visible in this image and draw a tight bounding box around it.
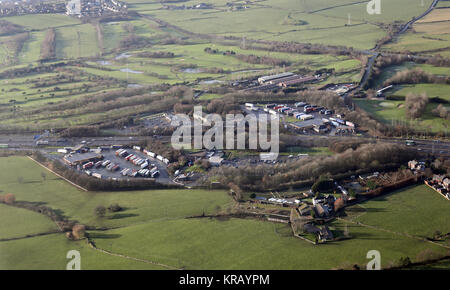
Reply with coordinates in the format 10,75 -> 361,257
60,146 -> 171,183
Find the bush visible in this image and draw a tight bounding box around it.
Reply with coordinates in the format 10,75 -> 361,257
3,193 -> 15,204
108,203 -> 122,212
94,205 -> 106,218
72,224 -> 86,240
311,176 -> 334,193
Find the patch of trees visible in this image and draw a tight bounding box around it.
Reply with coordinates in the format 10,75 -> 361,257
425,55 -> 450,67
60,126 -> 100,137
204,47 -> 235,55
0,193 -> 16,204
119,23 -> 151,49
167,155 -> 187,175
26,86 -> 178,129
367,54 -> 410,87
94,205 -> 106,217
0,20 -> 23,36
202,67 -> 229,74
234,54 -> 290,67
328,139 -> 370,153
405,92 -> 429,119
374,22 -> 403,48
139,125 -> 177,137
384,68 -> 450,86
432,157 -> 450,175
242,41 -> 356,57
3,32 -> 29,65
205,98 -> 241,116
311,175 -> 334,193
0,61 -> 70,79
69,224 -> 86,240
432,104 -> 450,121
40,28 -> 56,61
138,137 -> 183,162
207,143 -> 415,191
136,51 -> 175,58
173,102 -> 194,114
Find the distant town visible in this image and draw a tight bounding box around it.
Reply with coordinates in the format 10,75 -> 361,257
0,0 -> 127,17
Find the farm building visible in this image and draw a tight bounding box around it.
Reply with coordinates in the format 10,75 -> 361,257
258,72 -> 295,84
209,156 -> 224,166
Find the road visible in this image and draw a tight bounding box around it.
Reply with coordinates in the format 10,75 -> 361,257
1,134 -> 449,156
0,135 -> 154,148
357,0 -> 440,90
398,0 -> 439,34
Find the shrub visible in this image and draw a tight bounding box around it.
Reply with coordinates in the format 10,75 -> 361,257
94,205 -> 106,218
72,224 -> 86,240
4,193 -> 15,204
108,203 -> 122,212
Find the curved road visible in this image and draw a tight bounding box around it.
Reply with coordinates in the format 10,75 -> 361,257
357,0 -> 440,89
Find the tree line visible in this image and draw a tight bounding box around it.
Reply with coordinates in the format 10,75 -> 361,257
206,143 -> 416,192
40,28 -> 56,61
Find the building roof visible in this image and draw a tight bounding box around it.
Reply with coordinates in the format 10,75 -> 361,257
64,152 -> 103,165
209,156 -> 224,165
258,72 -> 294,83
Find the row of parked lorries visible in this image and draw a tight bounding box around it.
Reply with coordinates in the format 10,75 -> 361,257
262,102 -> 338,121
115,148 -> 160,178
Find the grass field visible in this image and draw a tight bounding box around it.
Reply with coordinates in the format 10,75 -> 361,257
89,215 -> 447,270
0,233 -> 164,270
55,24 -> 100,59
0,157 -> 232,228
394,83 -> 450,101
383,7 -> 450,56
0,203 -> 58,240
354,98 -> 450,133
0,156 -> 449,269
130,0 -> 436,50
344,185 -> 450,238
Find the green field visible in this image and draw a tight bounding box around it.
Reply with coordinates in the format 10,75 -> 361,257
0,157 -> 449,269
0,157 -> 232,228
0,233 -> 165,270
344,185 -> 450,239
383,7 -> 450,56
394,84 -> 450,101
354,98 -> 450,133
131,0 -> 433,50
0,203 -> 58,240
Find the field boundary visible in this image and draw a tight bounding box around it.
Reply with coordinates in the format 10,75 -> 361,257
27,156 -> 89,192
0,230 -> 60,242
87,238 -> 181,270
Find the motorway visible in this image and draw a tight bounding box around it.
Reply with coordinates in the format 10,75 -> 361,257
1,134 -> 449,156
